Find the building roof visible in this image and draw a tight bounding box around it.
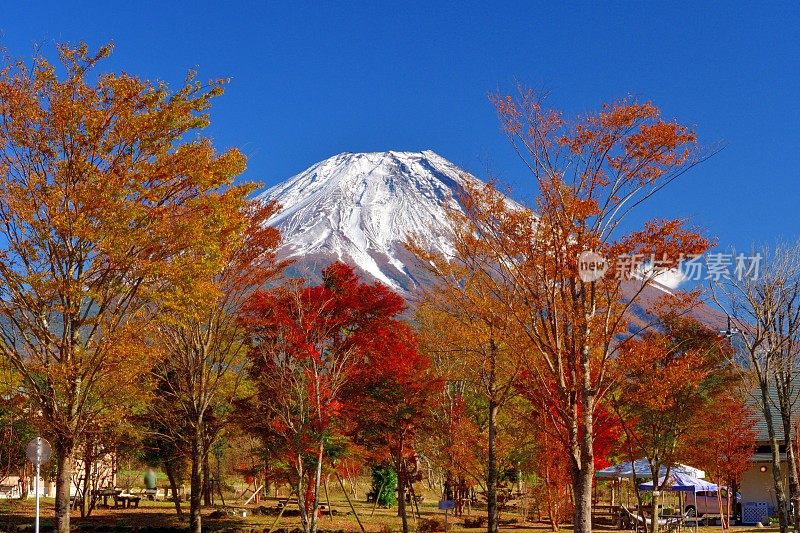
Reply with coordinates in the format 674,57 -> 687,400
751,453 -> 787,462
747,378 -> 800,444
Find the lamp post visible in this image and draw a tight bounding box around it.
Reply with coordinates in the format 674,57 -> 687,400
25,437 -> 52,533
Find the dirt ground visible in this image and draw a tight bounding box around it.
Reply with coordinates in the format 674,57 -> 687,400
0,496 -> 783,533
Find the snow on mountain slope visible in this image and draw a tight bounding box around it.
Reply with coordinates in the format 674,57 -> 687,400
256,149 -> 727,329
256,150 -> 490,292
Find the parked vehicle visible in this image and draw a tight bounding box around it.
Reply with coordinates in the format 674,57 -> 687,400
684,489 -> 741,517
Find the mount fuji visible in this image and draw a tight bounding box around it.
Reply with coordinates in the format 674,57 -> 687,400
256,150 -> 725,327
256,150 -> 494,293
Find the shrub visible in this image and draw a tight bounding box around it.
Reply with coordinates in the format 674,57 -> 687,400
463,516 -> 486,528
369,465 -> 397,507
417,518 -> 445,533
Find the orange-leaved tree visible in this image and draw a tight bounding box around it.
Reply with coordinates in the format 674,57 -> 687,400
417,90 -> 713,533
684,391 -> 756,529
529,425 -> 574,531
0,43 -> 252,533
612,311 -> 736,533
414,267 -> 529,533
149,199 -> 287,533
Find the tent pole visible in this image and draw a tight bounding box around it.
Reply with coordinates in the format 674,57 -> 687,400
612,480 -> 616,507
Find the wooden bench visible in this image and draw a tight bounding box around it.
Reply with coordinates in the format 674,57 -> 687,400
140,488 -> 157,501
114,494 -> 142,509
92,488 -> 121,508
592,504 -> 620,526
0,485 -> 17,498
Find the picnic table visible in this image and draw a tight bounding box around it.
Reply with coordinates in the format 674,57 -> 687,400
275,498 -> 329,514
92,488 -> 121,508
619,506 -> 684,533
660,514 -> 686,530
163,485 -> 184,502
114,493 -> 142,509
683,514 -> 717,527
591,504 -> 620,526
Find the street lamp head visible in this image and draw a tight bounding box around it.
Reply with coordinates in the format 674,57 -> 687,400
720,317 -> 741,339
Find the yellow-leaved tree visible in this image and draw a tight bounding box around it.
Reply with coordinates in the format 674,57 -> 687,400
0,43 -> 253,533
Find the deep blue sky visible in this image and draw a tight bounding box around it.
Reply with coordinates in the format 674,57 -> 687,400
2,2 -> 798,251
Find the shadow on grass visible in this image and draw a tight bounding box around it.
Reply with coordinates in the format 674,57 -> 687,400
0,508 -> 245,532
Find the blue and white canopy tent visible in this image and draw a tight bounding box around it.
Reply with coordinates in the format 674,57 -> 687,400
596,459 -> 705,480
595,460 -> 709,531
638,471 -> 718,492
638,471 -> 720,533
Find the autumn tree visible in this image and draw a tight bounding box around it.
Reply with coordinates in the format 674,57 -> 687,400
73,415 -> 142,517
140,397 -> 189,517
612,311 -> 735,533
149,200 -> 286,533
343,324 -> 441,533
529,426 -> 573,531
239,263 -> 410,533
419,391 -> 485,498
684,391 -> 756,529
714,242 -> 800,533
520,393 -> 620,531
415,275 -> 528,533
0,43 -> 253,533
416,90 -> 712,533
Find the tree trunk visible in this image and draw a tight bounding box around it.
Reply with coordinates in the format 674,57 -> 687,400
81,441 -> 93,517
572,344 -> 595,533
309,440 -> 324,533
715,482 -> 725,530
203,453 -> 212,506
189,431 -> 203,533
786,440 -> 800,532
295,461 -> 311,533
544,466 -> 559,531
573,463 -> 594,533
165,458 -> 184,517
20,463 -> 29,500
760,380 -> 788,533
487,400 -> 499,533
727,486 -> 733,529
55,440 -> 74,533
397,461 -> 409,533
779,395 -> 800,532
650,491 -> 661,533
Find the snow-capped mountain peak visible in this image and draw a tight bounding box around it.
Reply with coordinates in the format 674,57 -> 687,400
256,150 -> 485,292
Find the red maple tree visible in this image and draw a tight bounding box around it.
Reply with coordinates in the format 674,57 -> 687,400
239,262 -> 411,533
343,324 -> 441,533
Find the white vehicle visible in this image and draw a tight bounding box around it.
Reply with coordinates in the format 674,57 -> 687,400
684,488 -> 740,516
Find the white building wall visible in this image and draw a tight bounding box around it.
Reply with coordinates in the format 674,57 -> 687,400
741,462 -> 786,507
